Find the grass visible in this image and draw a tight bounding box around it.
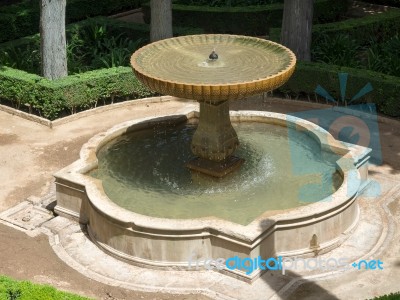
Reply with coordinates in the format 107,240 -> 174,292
370,292 -> 400,300
0,275 -> 91,300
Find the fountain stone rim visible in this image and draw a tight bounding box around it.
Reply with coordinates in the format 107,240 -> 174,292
53,101 -> 371,281
130,34 -> 297,102
54,107 -> 370,240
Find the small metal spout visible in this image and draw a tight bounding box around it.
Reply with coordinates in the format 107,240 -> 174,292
209,50 -> 218,60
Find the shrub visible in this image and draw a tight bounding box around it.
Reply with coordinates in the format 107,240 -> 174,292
311,33 -> 362,68
0,66 -> 155,119
142,0 -> 349,36
360,0 -> 400,7
0,19 -> 146,75
0,17 -> 202,119
0,0 -> 39,43
172,0 -> 283,6
65,0 -> 143,23
368,292 -> 400,300
0,40 -> 40,74
0,275 -> 91,300
270,8 -> 400,43
310,33 -> 400,76
279,61 -> 400,117
312,8 -> 400,46
0,0 -> 143,43
269,9 -> 400,76
0,17 -> 203,75
366,35 -> 400,77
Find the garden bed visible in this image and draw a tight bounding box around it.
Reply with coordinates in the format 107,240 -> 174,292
279,61 -> 400,117
0,17 -> 204,119
0,0 -> 145,43
142,0 -> 349,35
269,8 -> 400,77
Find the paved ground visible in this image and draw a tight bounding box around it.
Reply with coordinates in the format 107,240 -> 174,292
0,95 -> 399,299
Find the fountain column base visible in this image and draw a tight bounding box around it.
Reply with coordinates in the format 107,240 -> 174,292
186,156 -> 244,178
189,100 -> 242,177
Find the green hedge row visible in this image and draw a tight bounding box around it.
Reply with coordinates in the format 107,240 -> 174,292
0,66 -> 155,120
269,8 -> 400,43
0,16 -> 203,50
280,61 -> 400,117
312,8 -> 400,44
361,0 -> 400,7
172,0 -> 283,6
142,0 -> 349,35
2,61 -> 398,120
0,275 -> 90,300
0,16 -> 203,120
0,0 -> 143,43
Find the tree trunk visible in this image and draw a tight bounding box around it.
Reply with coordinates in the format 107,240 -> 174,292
150,0 -> 173,42
280,0 -> 313,61
40,0 -> 68,80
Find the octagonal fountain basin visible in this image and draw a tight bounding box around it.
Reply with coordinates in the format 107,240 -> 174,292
54,107 -> 371,282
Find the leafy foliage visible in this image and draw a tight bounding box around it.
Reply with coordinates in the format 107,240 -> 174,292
269,9 -> 400,77
0,17 -> 201,119
368,292 -> 400,300
279,61 -> 400,117
0,275 -> 91,300
312,34 -> 362,68
311,31 -> 400,77
0,41 -> 40,74
142,0 -> 349,36
311,8 -> 400,46
0,0 -> 143,43
172,0 -> 282,6
0,20 -> 146,75
366,35 -> 400,77
0,66 -> 155,119
360,0 -> 400,7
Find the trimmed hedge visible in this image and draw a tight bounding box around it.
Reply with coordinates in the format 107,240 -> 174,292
269,8 -> 400,43
0,16 -> 203,51
0,0 -> 39,43
280,61 -> 400,117
142,0 -> 349,35
361,0 -> 400,7
0,275 -> 90,299
2,62 -> 398,120
0,0 -> 143,43
0,16 -> 203,119
0,66 -> 155,119
312,7 -> 400,45
369,292 -> 400,300
66,0 -> 142,23
172,0 -> 283,6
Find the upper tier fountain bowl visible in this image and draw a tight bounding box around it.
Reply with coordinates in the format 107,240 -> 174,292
54,35 -> 371,282
130,34 -> 296,102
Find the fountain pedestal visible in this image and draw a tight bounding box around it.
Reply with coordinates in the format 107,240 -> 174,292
186,100 -> 244,177
130,34 -> 297,178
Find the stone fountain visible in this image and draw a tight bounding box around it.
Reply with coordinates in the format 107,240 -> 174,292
130,34 -> 296,176
54,34 -> 371,282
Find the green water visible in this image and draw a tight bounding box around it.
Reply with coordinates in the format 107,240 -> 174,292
90,122 -> 343,225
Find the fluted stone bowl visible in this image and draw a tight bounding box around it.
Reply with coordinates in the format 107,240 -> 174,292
131,34 -> 296,102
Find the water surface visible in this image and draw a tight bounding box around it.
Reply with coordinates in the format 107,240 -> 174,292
90,122 -> 342,225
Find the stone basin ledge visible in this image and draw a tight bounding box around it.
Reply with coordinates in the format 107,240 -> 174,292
54,108 -> 371,283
